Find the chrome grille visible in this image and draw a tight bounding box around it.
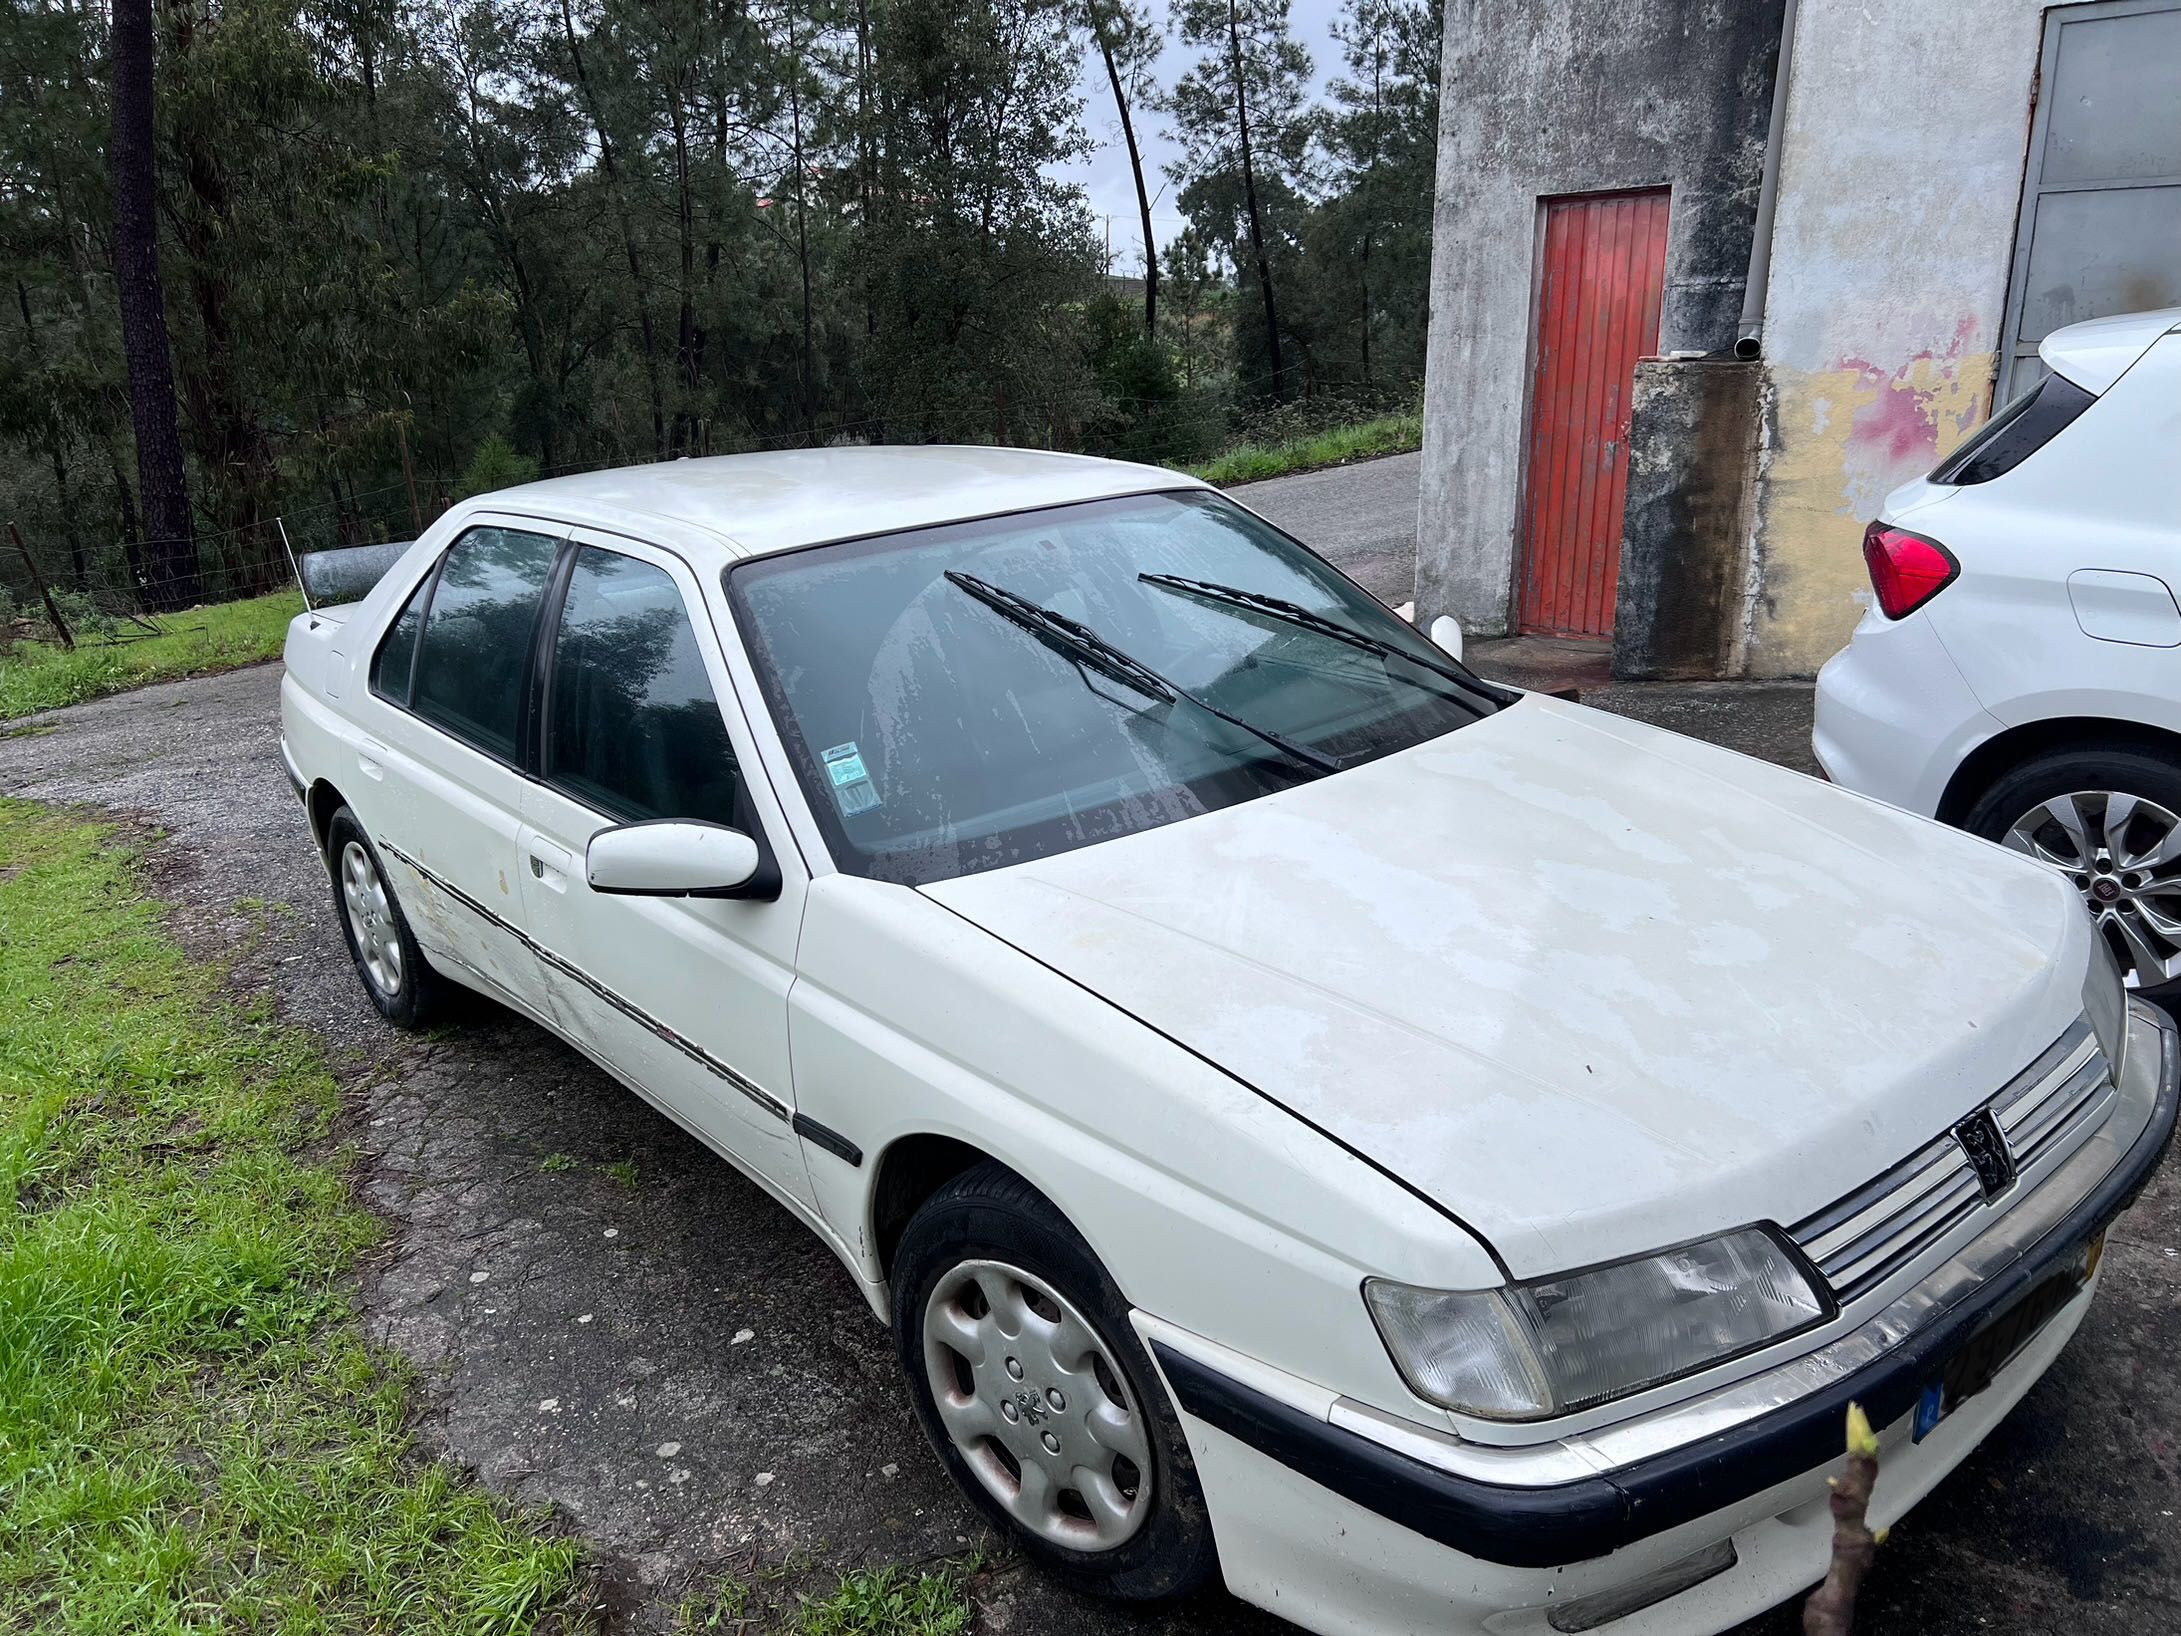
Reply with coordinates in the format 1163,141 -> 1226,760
1791,1018 -> 2112,1303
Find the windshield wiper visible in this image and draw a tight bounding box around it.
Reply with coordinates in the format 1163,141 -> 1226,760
945,571 -> 1339,776
1137,573 -> 1506,710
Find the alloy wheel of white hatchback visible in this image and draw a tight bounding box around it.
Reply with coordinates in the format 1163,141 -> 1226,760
2003,788 -> 2181,988
339,838 -> 405,998
921,1259 -> 1153,1552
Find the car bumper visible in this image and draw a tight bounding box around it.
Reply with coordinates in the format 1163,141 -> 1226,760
1812,608 -> 1999,817
279,734 -> 307,803
1142,999 -> 2178,1635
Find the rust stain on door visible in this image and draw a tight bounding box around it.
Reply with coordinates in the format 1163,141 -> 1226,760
1517,190 -> 1671,639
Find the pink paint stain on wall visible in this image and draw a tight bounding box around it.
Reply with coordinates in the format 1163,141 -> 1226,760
1836,318 -> 1985,467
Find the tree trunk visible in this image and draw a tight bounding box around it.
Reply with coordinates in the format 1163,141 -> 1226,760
1091,4 -> 1157,334
856,0 -> 877,341
1227,0 -> 1284,401
786,4 -> 817,443
669,76 -> 699,455
108,0 -> 197,610
560,0 -> 667,460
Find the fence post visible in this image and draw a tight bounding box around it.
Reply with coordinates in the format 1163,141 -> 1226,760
7,521 -> 75,651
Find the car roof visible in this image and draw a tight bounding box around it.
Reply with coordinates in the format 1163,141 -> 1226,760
2038,306 -> 2181,395
481,445 -> 1208,562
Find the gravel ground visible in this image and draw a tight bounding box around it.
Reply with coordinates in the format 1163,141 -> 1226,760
3,556 -> 2178,1632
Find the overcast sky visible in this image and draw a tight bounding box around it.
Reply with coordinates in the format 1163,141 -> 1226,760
1054,0 -> 1351,276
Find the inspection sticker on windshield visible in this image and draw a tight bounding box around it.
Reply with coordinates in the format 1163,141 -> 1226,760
822,742 -> 882,815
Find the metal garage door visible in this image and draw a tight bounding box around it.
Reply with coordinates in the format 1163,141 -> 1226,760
1999,0 -> 2181,399
1516,190 -> 1670,640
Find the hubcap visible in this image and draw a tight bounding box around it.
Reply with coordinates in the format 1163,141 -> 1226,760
2004,789 -> 2181,989
921,1260 -> 1152,1552
339,840 -> 405,998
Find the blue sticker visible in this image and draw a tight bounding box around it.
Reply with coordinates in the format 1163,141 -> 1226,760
1912,1380 -> 1944,1442
821,741 -> 881,815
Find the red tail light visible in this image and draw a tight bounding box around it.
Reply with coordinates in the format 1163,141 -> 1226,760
1862,522 -> 1958,619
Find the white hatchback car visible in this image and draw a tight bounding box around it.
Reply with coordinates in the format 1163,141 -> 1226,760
282,449 -> 2175,1636
1816,308 -> 2181,999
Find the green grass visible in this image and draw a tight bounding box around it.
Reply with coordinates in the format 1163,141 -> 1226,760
0,589 -> 303,721
1183,409 -> 1423,487
678,1563 -> 975,1636
0,800 -> 585,1633
796,1567 -> 973,1636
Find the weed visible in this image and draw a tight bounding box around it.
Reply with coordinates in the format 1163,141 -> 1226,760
0,590 -> 302,720
0,800 -> 585,1630
1183,410 -> 1423,487
796,1565 -> 974,1636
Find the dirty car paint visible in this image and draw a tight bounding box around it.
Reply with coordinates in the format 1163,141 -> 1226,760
923,695 -> 2089,1278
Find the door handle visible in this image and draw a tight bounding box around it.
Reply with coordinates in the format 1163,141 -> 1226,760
356,737 -> 387,781
528,836 -> 575,893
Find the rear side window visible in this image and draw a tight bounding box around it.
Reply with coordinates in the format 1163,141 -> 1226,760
369,572 -> 432,704
411,526 -> 561,760
1932,373 -> 2094,486
543,547 -> 742,824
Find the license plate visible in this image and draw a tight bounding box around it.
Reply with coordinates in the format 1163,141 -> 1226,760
1912,1229 -> 2105,1443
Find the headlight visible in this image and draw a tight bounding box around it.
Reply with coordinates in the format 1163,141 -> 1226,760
2084,935 -> 2128,1081
1365,1227 -> 1830,1421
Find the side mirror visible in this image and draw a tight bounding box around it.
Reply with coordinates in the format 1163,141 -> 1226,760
1428,614 -> 1464,664
586,821 -> 762,897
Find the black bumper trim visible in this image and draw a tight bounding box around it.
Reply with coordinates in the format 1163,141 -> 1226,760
1153,1056 -> 2177,1570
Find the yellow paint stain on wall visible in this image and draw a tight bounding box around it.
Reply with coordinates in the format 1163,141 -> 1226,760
1746,351 -> 1995,677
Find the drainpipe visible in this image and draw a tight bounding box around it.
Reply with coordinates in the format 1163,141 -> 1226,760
1734,0 -> 1800,360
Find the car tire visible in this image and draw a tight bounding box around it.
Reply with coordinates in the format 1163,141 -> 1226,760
891,1161 -> 1217,1602
324,806 -> 448,1030
1963,743 -> 2181,1001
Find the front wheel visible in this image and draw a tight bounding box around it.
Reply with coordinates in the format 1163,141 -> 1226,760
891,1163 -> 1217,1602
1965,744 -> 2181,1000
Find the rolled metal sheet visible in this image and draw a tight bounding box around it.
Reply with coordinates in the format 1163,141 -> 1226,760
298,541 -> 412,606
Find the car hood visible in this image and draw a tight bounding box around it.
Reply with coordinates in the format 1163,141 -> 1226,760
921,697 -> 2089,1277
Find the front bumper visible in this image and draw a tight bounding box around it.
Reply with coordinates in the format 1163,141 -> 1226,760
1147,999 -> 2177,1631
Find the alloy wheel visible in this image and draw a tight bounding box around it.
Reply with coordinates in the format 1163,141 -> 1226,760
2004,788 -> 2181,988
339,840 -> 405,998
921,1259 -> 1152,1552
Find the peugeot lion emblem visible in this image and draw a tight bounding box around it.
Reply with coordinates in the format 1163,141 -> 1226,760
1953,1109 -> 2018,1201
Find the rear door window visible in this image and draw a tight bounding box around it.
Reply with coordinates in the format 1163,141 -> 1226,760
369,571 -> 434,705
410,526 -> 562,760
1931,374 -> 2095,486
543,546 -> 742,824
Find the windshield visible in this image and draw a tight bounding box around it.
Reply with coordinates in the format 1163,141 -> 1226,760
727,490 -> 1511,886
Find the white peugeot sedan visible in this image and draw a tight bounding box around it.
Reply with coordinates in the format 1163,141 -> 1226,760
1816,308 -> 2181,999
281,449 -> 2176,1635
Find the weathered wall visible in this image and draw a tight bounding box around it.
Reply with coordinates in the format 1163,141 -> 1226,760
1415,0 -> 1784,635
1742,0 -> 2049,677
1614,359 -> 1760,680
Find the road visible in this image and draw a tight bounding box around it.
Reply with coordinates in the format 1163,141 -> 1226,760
3,472 -> 2177,1631
1231,450 -> 1422,607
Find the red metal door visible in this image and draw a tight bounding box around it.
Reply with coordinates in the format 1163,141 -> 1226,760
1517,191 -> 1671,638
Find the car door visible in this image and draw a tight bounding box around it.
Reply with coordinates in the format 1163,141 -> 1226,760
516,530 -> 817,1211
352,517 -> 566,1016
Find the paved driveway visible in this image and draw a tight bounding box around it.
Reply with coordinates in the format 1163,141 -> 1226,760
4,570 -> 2177,1633
1231,451 -> 1421,606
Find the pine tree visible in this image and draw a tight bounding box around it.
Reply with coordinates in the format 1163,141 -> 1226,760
1165,0 -> 1313,403
107,0 -> 198,607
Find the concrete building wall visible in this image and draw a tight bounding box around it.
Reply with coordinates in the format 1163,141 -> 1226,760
1415,0 -> 1783,635
1742,0 -> 2050,676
